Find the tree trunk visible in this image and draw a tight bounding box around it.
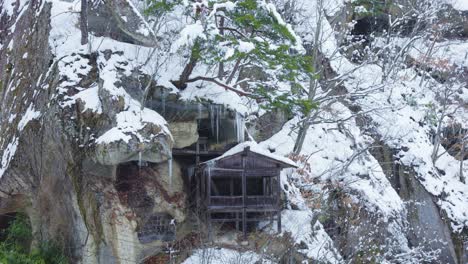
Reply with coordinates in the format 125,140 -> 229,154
218,16 -> 225,80
172,52 -> 198,89
80,0 -> 88,45
460,139 -> 466,184
293,0 -> 323,155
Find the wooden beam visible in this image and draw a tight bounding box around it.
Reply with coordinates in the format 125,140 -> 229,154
207,168 -> 213,240
207,169 -> 279,178
172,149 -> 224,156
276,167 -> 282,233
242,149 -> 247,239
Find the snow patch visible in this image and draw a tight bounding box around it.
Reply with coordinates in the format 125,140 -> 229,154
452,0 -> 468,10
182,248 -> 274,264
238,41 -> 255,53
0,137 -> 18,179
281,210 -> 343,263
210,141 -> 297,167
171,21 -> 206,52
73,86 -> 102,114
17,104 -> 41,131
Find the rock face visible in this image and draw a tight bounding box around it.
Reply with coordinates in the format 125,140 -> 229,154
88,0 -> 157,46
169,121 -> 199,149
370,142 -> 466,264
248,109 -> 289,142
1,0 -> 467,264
0,1 -> 182,263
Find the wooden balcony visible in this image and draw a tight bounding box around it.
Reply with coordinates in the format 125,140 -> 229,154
208,195 -> 278,211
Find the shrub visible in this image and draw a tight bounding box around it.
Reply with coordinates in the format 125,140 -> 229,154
0,214 -> 68,264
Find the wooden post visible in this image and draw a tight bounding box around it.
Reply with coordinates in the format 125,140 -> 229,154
276,168 -> 282,233
207,210 -> 212,241
230,177 -> 234,195
262,177 -> 266,196
201,170 -> 205,208
207,168 -> 211,207
207,168 -> 212,240
230,177 -> 238,230
196,139 -> 200,165
242,147 -> 248,239
195,169 -> 200,210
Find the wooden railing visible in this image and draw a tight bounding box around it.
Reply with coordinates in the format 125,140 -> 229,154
209,195 -> 277,208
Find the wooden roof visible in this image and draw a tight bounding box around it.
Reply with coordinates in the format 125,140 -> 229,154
203,142 -> 297,169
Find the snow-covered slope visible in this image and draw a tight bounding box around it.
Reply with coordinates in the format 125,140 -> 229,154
0,0 -> 467,263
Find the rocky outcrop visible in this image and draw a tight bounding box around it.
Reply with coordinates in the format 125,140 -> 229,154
0,1 -> 182,263
88,0 -> 157,47
169,121 -> 199,149
370,141 -> 467,264
248,109 -> 289,142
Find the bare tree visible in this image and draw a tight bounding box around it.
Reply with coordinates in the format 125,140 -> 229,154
293,0 -> 324,154
459,133 -> 466,183
80,0 -> 88,45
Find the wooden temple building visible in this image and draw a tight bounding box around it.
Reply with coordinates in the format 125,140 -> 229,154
193,142 -> 297,238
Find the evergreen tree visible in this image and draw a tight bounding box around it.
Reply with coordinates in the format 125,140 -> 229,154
146,0 -> 316,115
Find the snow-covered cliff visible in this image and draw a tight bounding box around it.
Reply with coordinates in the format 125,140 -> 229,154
0,0 -> 467,263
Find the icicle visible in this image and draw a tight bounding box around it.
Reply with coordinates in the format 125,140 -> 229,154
216,106 -> 220,143
161,88 -> 166,116
188,166 -> 195,180
197,103 -> 202,120
168,157 -> 173,189
208,165 -> 211,186
138,151 -> 143,167
235,111 -> 238,142
210,105 -> 215,137
236,112 -> 245,143
240,114 -> 245,142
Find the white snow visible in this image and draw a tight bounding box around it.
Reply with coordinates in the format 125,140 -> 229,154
261,112 -> 405,219
1,0 -> 27,17
209,1 -> 237,17
94,52 -> 172,144
127,0 -> 156,37
17,104 -> 41,131
48,0 -> 173,146
280,210 -> 343,263
8,114 -> 16,123
180,81 -> 255,115
1,0 -> 31,32
277,0 -> 468,232
238,41 -> 255,53
452,0 -> 468,10
259,0 -> 304,52
182,248 -> 274,264
0,138 -> 18,178
72,86 -> 102,114
210,141 -> 297,167
171,21 -> 206,52
350,64 -> 468,231
6,0 -> 465,257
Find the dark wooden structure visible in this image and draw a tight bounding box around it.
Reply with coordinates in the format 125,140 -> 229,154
195,145 -> 297,239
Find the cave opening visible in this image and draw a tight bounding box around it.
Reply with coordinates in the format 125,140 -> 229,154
115,162 -> 154,209
0,212 -> 33,252
0,212 -> 19,241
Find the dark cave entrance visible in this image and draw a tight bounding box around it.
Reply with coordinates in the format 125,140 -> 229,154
116,162 -> 178,244
0,212 -> 19,241
115,162 -> 154,209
